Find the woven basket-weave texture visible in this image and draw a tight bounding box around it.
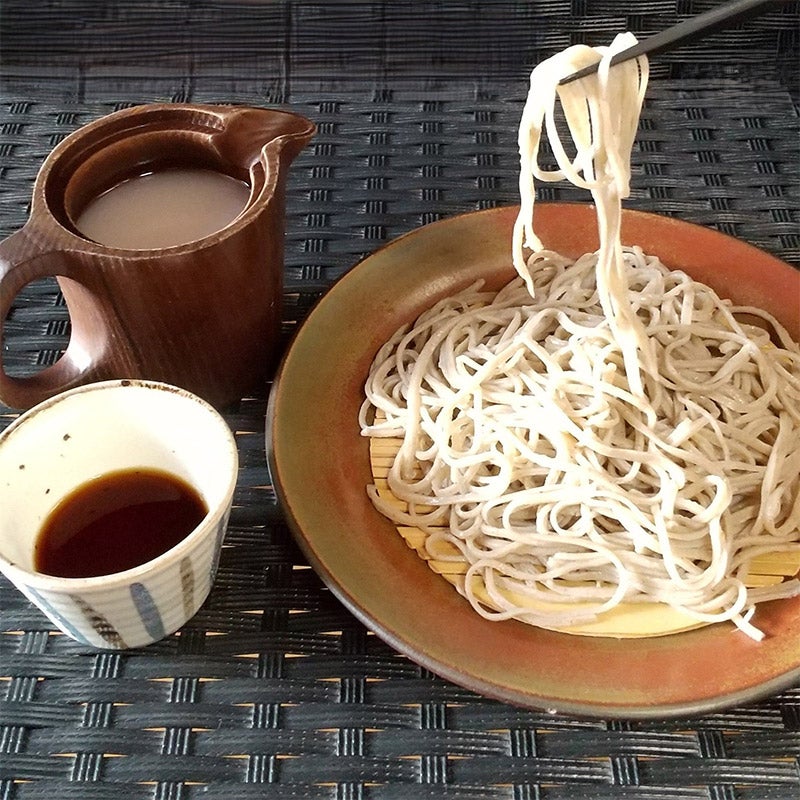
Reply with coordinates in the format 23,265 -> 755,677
1,2 -> 799,798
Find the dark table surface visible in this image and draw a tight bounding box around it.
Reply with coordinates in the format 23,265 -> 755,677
1,2 -> 800,798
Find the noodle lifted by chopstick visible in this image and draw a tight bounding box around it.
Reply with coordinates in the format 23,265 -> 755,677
360,35 -> 800,640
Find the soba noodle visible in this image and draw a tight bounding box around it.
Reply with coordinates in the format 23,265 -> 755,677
360,35 -> 800,639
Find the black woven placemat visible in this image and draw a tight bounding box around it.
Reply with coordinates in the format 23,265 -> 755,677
2,2 -> 800,798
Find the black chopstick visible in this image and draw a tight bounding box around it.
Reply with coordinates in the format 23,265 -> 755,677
559,0 -> 788,85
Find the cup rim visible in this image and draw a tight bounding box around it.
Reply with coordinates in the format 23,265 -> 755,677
0,378 -> 239,591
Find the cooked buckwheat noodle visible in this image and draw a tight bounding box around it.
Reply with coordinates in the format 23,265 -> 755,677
359,34 -> 800,639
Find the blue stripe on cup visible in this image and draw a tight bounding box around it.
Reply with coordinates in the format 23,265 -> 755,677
26,586 -> 95,646
27,587 -> 127,649
130,582 -> 166,642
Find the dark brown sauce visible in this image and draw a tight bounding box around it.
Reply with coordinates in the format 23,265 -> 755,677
35,468 -> 208,578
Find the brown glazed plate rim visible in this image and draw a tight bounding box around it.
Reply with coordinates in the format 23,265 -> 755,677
266,203 -> 800,719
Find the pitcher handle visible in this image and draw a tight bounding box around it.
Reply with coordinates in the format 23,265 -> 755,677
0,226 -> 99,410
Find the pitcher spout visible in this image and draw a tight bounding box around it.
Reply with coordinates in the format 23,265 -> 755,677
209,105 -> 316,178
258,107 -> 317,165
201,105 -> 314,216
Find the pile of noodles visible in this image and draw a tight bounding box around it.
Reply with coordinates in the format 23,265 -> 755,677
359,34 -> 800,639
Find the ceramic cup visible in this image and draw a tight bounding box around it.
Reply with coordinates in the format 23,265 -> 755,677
0,379 -> 238,649
0,103 -> 315,411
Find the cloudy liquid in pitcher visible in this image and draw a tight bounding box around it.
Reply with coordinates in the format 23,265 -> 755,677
76,168 -> 251,249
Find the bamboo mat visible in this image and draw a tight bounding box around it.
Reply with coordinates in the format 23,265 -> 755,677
1,2 -> 800,798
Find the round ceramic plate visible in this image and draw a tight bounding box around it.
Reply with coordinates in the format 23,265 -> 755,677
266,204 -> 800,719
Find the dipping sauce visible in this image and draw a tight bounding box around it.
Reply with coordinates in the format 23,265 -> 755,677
75,168 -> 250,249
35,468 -> 208,578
